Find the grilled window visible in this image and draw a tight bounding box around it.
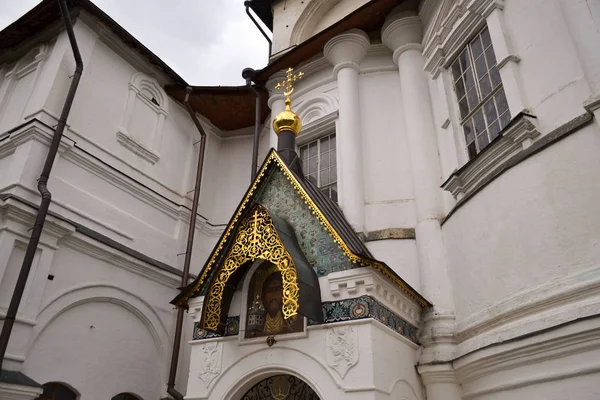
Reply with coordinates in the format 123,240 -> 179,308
36,383 -> 77,400
451,27 -> 511,159
299,133 -> 337,202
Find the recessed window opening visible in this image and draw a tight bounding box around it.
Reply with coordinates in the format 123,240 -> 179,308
451,27 -> 510,159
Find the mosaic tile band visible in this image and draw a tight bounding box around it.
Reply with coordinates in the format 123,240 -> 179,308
311,295 -> 419,343
194,316 -> 240,340
193,296 -> 418,343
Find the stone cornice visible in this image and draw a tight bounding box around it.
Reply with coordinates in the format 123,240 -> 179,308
63,232 -> 181,288
455,264 -> 600,358
583,93 -> 600,113
454,318 -> 600,399
322,267 -> 422,327
0,119 -> 221,238
442,114 -> 541,200
417,363 -> 459,385
0,197 -> 76,248
116,128 -> 161,164
0,382 -> 44,400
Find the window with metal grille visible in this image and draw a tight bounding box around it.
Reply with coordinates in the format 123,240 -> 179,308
299,133 -> 337,202
451,27 -> 511,159
36,382 -> 77,400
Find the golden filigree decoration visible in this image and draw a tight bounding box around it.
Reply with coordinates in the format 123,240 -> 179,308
202,205 -> 299,331
178,150 -> 430,309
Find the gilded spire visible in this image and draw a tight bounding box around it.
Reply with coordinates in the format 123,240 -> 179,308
273,67 -> 304,135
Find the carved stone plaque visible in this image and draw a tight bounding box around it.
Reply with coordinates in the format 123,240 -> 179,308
326,325 -> 359,378
197,342 -> 222,387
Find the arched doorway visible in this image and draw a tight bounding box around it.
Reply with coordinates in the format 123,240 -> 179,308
241,374 -> 320,400
35,382 -> 78,400
111,393 -> 143,400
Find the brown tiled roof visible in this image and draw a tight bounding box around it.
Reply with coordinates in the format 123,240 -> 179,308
165,85 -> 270,132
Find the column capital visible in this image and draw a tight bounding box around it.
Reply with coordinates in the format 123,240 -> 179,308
417,363 -> 459,386
265,69 -> 288,92
382,10 -> 423,61
324,29 -> 370,74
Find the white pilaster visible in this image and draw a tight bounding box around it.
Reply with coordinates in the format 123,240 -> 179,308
324,29 -> 369,234
486,7 -> 528,116
382,10 -> 458,365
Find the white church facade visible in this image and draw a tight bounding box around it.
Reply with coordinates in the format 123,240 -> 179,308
1,0 -> 600,399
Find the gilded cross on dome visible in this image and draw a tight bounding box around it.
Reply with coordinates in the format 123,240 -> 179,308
275,67 -> 304,99
273,67 -> 304,135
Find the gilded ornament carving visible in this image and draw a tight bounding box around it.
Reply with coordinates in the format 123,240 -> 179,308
197,342 -> 222,387
202,205 -> 300,331
326,325 -> 359,378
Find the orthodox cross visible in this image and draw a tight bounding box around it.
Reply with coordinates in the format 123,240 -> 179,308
275,67 -> 304,99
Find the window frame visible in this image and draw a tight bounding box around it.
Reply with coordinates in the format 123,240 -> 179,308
450,26 -> 511,160
298,132 -> 338,202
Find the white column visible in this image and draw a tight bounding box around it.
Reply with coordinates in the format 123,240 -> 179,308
382,10 -> 459,371
324,29 -> 369,234
418,364 -> 463,400
266,70 -> 287,150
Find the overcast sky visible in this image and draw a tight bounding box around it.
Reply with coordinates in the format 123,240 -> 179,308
0,0 -> 270,86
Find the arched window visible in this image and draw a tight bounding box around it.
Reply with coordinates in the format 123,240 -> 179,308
116,72 -> 168,164
111,393 -> 143,400
36,382 -> 77,400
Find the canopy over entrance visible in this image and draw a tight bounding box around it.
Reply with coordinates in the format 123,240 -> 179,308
201,204 -> 323,334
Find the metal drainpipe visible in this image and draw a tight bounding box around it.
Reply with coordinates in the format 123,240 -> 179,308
166,87 -> 207,400
243,67 -> 262,180
0,0 -> 83,370
244,0 -> 272,57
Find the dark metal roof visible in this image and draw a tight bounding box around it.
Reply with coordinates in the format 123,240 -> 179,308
289,167 -> 374,260
0,0 -> 186,85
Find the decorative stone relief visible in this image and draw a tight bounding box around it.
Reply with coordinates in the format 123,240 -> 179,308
326,326 -> 359,378
197,342 -> 222,387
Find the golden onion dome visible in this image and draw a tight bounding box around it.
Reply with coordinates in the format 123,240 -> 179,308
273,98 -> 301,135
